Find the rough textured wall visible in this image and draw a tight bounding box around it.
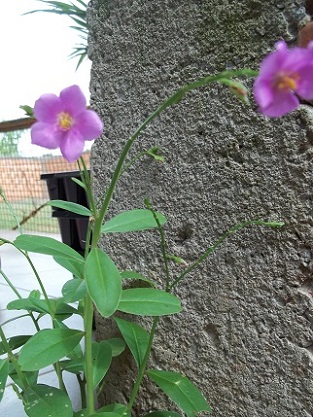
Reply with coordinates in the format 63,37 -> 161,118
88,0 -> 313,415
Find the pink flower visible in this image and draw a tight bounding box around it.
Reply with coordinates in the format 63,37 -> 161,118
254,41 -> 313,117
31,85 -> 103,162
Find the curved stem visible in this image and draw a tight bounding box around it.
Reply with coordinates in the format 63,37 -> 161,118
93,69 -> 258,244
127,317 -> 159,411
0,326 -> 29,390
84,294 -> 95,415
170,220 -> 284,290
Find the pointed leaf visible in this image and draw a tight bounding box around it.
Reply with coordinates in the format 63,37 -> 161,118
62,278 -> 87,302
101,209 -> 166,234
118,289 -> 181,316
85,249 -> 122,318
7,298 -> 49,314
74,404 -> 130,417
106,338 -> 126,357
0,359 -> 9,402
120,270 -> 155,287
9,365 -> 38,389
0,335 -> 32,355
47,200 -> 91,216
19,329 -> 84,371
147,370 -> 211,416
14,235 -> 84,263
92,341 -> 112,388
114,317 -> 149,366
59,358 -> 84,374
144,413 -> 183,417
23,384 -> 72,417
54,256 -> 85,279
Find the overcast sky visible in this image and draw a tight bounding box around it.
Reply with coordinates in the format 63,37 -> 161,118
1,1 -> 92,155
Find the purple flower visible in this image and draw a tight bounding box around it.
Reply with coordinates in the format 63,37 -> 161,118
254,41 -> 313,117
31,85 -> 103,162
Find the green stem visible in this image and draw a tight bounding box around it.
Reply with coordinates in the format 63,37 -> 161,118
93,69 -> 258,244
144,199 -> 171,291
0,326 -> 29,390
77,374 -> 87,409
169,220 -> 284,290
127,317 -> 159,411
84,294 -> 95,415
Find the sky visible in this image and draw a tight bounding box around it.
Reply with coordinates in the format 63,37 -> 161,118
0,0 -> 92,156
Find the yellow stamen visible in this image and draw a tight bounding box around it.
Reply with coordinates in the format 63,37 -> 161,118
275,73 -> 300,92
58,112 -> 74,131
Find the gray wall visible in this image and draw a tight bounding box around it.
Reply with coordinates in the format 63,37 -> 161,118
88,1 -> 313,415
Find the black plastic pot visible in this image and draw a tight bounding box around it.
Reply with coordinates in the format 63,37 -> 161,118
41,171 -> 90,256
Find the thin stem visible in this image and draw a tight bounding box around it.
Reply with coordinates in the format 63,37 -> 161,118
144,199 -> 171,291
127,317 -> 159,411
93,69 -> 258,244
0,268 -> 23,299
0,187 -> 23,234
77,374 -> 87,409
169,220 -> 284,290
0,326 -> 29,390
84,294 -> 95,415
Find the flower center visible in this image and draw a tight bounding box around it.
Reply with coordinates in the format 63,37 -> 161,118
58,112 -> 74,131
275,72 -> 300,92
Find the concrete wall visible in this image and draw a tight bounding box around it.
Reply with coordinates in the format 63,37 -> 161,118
89,1 -> 313,415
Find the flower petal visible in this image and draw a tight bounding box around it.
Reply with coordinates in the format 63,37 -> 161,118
31,122 -> 62,149
253,78 -> 274,109
260,91 -> 299,118
59,128 -> 85,162
33,94 -> 62,123
74,110 -> 104,141
296,64 -> 313,99
60,85 -> 87,116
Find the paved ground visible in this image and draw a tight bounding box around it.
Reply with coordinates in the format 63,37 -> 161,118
0,230 -> 83,416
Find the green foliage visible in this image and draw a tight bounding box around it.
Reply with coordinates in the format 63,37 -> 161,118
85,248 -> 122,318
114,317 -> 150,367
18,329 -> 84,371
101,209 -> 167,234
23,384 -> 72,417
0,130 -> 21,156
118,288 -> 181,316
25,0 -> 88,69
147,370 -> 211,417
0,359 -> 9,402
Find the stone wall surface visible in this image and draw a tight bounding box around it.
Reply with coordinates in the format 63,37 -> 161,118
88,0 -> 313,415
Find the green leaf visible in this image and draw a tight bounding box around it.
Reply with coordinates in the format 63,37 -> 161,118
0,359 -> 9,402
98,404 -> 130,415
59,358 -> 84,374
19,105 -> 34,117
147,370 -> 211,417
23,384 -> 72,417
47,200 -> 92,216
74,404 -> 130,417
120,270 -> 155,287
0,335 -> 32,355
9,364 -> 38,389
85,249 -> 122,318
14,235 -> 85,264
7,298 -> 49,314
114,317 -> 149,366
92,341 -> 112,388
106,338 -> 126,357
62,278 -> 87,302
54,256 -> 85,279
54,321 -> 83,360
118,289 -> 181,316
144,413 -> 183,417
101,209 -> 166,234
19,329 -> 84,371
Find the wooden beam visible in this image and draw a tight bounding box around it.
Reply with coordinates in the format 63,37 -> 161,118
0,118 -> 35,133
